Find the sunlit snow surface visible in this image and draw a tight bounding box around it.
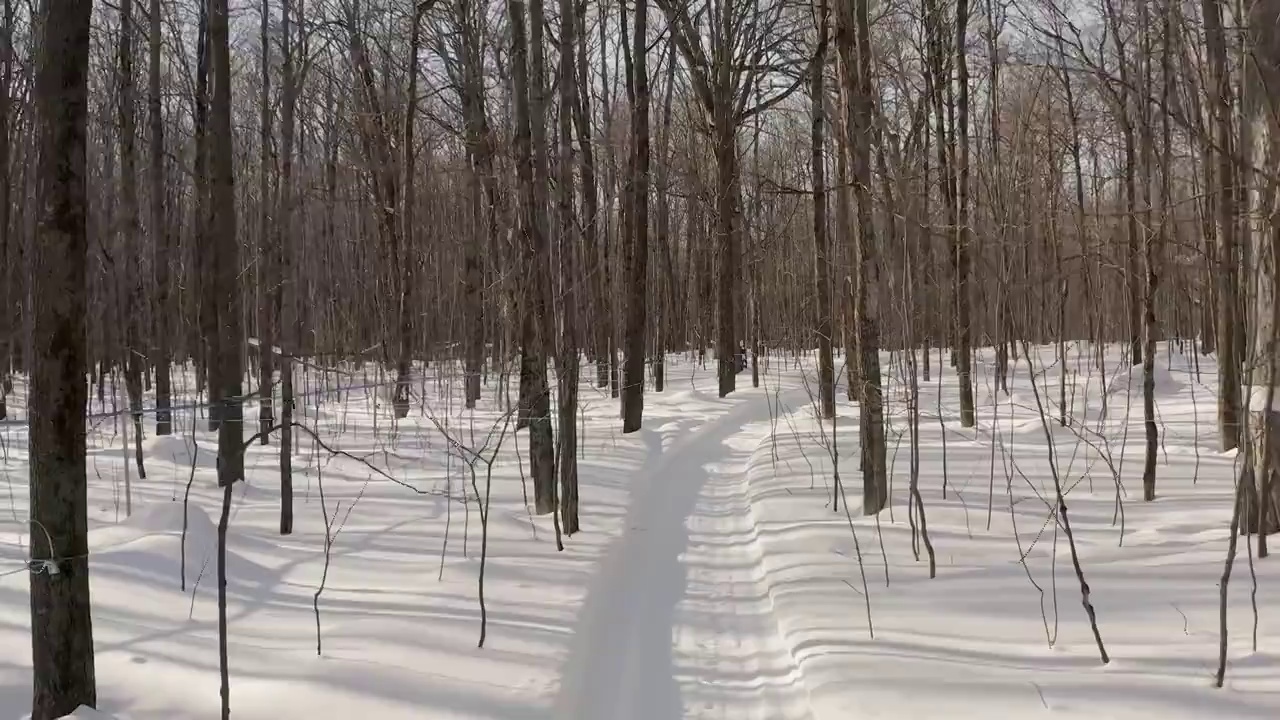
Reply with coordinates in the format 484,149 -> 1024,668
0,343 -> 1277,718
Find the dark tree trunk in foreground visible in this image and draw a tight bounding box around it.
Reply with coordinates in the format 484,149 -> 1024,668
0,0 -> 14,424
621,0 -> 650,433
840,0 -> 887,513
29,0 -> 97,715
210,0 -> 242,709
1243,0 -> 1280,543
210,0 -> 241,491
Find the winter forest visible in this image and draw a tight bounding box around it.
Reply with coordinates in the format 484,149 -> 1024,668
2,0 -> 1280,716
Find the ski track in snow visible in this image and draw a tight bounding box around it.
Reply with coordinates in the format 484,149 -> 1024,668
555,386 -> 813,720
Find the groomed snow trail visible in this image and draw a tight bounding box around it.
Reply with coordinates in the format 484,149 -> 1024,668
555,388 -> 814,720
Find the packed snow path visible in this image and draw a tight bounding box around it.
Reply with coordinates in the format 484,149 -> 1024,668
555,389 -> 814,720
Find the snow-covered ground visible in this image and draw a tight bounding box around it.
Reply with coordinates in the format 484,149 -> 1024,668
0,343 -> 1277,719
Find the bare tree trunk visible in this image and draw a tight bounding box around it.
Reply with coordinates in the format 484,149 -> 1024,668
653,45 -> 678,391
276,0 -> 298,536
714,119 -> 739,397
573,0 -> 603,391
1243,0 -> 1280,542
29,0 -> 97,715
256,0 -> 275,443
557,0 -> 581,533
834,116 -> 857,402
148,0 -> 171,435
812,0 -> 835,419
209,0 -> 242,483
1102,0 -> 1142,367
1203,0 -> 1243,451
397,0 -> 429,421
117,0 -> 147,480
0,0 -> 14,423
954,0 -> 975,427
510,0 -> 556,514
194,5 -> 217,432
621,0 -> 650,432
595,10 -> 616,393
839,0 -> 886,513
1137,0 -> 1159,500
457,0 -> 490,409
528,0 -> 556,513
210,0 -> 243,706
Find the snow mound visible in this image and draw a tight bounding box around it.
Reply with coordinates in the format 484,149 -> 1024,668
90,499 -> 217,553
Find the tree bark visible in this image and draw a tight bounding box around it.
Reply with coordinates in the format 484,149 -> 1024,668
256,0 -> 275,443
29,0 -> 97,715
276,0 -> 298,536
1203,0 -> 1243,451
117,0 -> 148,481
456,0 -> 491,409
839,0 -> 886,513
812,0 -> 835,419
148,0 -> 170,435
621,0 -> 650,433
209,0 -> 242,488
509,0 -> 556,514
954,0 -> 975,427
557,0 -> 582,532
0,0 -> 14,423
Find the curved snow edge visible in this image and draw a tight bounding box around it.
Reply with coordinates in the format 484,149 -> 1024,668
737,424 -> 822,720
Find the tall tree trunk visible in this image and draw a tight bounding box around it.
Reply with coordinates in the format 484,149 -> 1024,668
276,0 -> 298,536
118,0 -> 147,480
835,115 -> 857,401
29,0 -> 97,714
653,43 -> 678,391
510,0 -> 556,514
209,0 -> 242,483
594,10 -> 615,392
573,0 -> 603,392
622,0 -> 650,432
396,0 -> 429,421
148,0 -> 170,435
256,0 -> 275,443
194,5 -> 216,432
1139,0 -> 1159,499
1203,0 -> 1242,450
528,0 -> 556,513
209,0 -> 243,708
0,0 -> 14,423
1243,0 -> 1280,543
839,0 -> 886,513
812,0 -> 835,419
557,0 -> 581,533
954,0 -> 975,427
714,118 -> 739,398
458,0 -> 490,409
